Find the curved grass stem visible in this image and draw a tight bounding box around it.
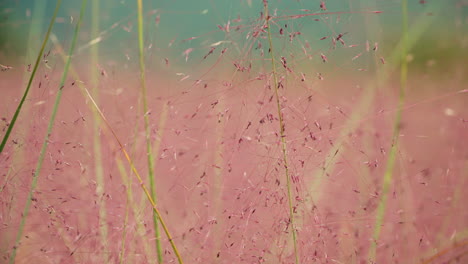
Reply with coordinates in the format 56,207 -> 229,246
307,0 -> 444,206
8,1 -> 84,262
368,0 -> 408,261
0,0 -> 62,153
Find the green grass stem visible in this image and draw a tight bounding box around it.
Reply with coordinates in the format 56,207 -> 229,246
136,0 -> 164,262
368,0 -> 408,261
50,33 -> 157,264
0,0 -> 62,153
307,0 -> 444,206
83,88 -> 184,264
8,1 -> 85,262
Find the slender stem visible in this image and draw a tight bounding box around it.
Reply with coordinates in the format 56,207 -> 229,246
90,1 -> 109,261
421,239 -> 468,264
8,1 -> 84,263
50,31 -> 158,264
0,0 -> 62,153
83,88 -> 184,264
368,0 -> 408,261
136,0 -> 163,262
308,0 -> 443,206
263,1 -> 299,263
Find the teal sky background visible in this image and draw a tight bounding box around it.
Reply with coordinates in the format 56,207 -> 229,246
0,0 -> 464,73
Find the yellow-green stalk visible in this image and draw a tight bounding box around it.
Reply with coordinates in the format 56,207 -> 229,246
368,0 -> 408,261
136,0 -> 163,262
0,1 -> 61,153
83,88 -> 184,263
263,1 -> 299,263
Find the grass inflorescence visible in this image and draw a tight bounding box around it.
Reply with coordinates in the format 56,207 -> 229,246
0,1 -> 466,263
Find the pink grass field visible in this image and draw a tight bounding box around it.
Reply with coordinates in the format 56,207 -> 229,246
1,1 -> 468,263
1,65 -> 467,263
